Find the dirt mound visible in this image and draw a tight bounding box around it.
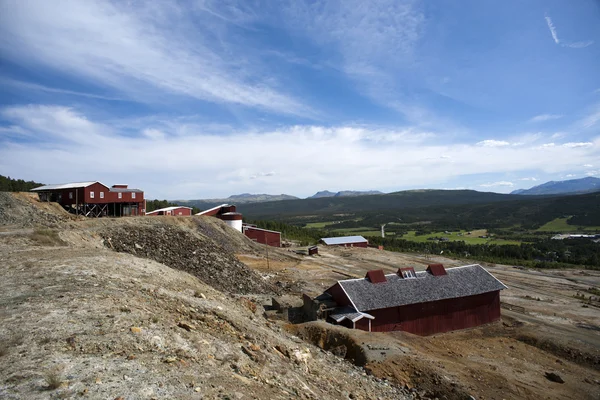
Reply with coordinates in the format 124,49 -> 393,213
0,192 -> 74,228
288,321 -> 370,366
0,244 -> 410,399
100,222 -> 276,295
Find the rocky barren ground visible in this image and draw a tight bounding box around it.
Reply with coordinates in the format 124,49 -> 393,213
0,193 -> 411,399
1,192 -> 599,400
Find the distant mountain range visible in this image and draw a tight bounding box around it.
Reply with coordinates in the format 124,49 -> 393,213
511,177 -> 600,195
180,193 -> 298,205
309,190 -> 384,198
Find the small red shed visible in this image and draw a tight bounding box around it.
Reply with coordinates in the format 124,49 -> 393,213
243,225 -> 281,247
146,206 -> 193,216
322,264 -> 507,335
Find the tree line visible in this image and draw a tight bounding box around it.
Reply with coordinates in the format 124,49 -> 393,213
146,199 -> 201,214
0,175 -> 43,192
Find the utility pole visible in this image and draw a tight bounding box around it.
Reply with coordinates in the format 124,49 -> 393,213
264,231 -> 270,271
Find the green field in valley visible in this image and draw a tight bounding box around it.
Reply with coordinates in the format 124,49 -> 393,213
398,230 -> 522,245
537,218 -> 600,233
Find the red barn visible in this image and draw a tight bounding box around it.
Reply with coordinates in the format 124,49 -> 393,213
320,235 -> 368,248
31,181 -> 144,217
146,206 -> 193,216
321,264 -> 506,335
243,225 -> 281,247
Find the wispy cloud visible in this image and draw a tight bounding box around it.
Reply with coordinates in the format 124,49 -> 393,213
480,181 -> 514,188
0,1 -> 311,117
520,177 -> 538,181
580,106 -> 600,128
1,78 -> 125,101
476,139 -> 510,147
2,104 -> 599,198
544,14 -> 594,49
529,114 -> 563,123
563,142 -> 593,148
544,14 -> 560,44
282,0 -> 426,118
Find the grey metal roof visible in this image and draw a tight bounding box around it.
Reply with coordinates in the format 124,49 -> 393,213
196,204 -> 233,216
146,206 -> 192,213
321,235 -> 368,245
329,306 -> 374,322
109,188 -> 143,193
338,264 -> 507,312
31,181 -> 101,191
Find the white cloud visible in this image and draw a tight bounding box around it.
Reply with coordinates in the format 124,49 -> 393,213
583,164 -> 593,168
476,140 -> 510,147
544,14 -> 594,48
2,104 -> 599,198
142,129 -> 166,140
0,0 -> 310,117
520,177 -> 538,181
529,114 -> 563,123
565,174 -> 576,178
562,142 -> 593,148
480,181 -> 514,188
586,170 -> 599,176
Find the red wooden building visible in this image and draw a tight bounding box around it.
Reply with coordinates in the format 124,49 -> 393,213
242,225 -> 281,247
320,235 -> 368,248
31,181 -> 144,217
319,264 -> 506,335
146,206 -> 193,216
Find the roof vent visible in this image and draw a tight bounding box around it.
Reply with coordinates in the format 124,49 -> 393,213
112,184 -> 128,188
365,269 -> 387,283
427,263 -> 447,276
398,267 -> 417,279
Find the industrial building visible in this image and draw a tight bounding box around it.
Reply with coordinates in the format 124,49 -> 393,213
305,264 -> 506,335
196,204 -> 243,232
242,225 -> 281,247
31,181 -> 144,217
320,235 -> 368,248
146,206 -> 193,216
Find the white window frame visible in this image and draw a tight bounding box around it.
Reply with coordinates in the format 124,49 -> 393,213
131,192 -> 136,199
90,191 -> 95,199
69,192 -> 73,199
118,192 -> 122,199
100,192 -> 104,199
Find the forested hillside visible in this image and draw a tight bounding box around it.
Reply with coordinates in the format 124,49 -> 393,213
0,175 -> 43,192
239,190 -> 600,229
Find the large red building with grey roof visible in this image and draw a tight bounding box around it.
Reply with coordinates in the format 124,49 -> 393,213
315,264 -> 506,335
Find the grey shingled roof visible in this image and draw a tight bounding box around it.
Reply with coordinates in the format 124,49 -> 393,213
339,264 -> 507,312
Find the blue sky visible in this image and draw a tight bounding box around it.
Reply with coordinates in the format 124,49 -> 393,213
1,0 -> 599,199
